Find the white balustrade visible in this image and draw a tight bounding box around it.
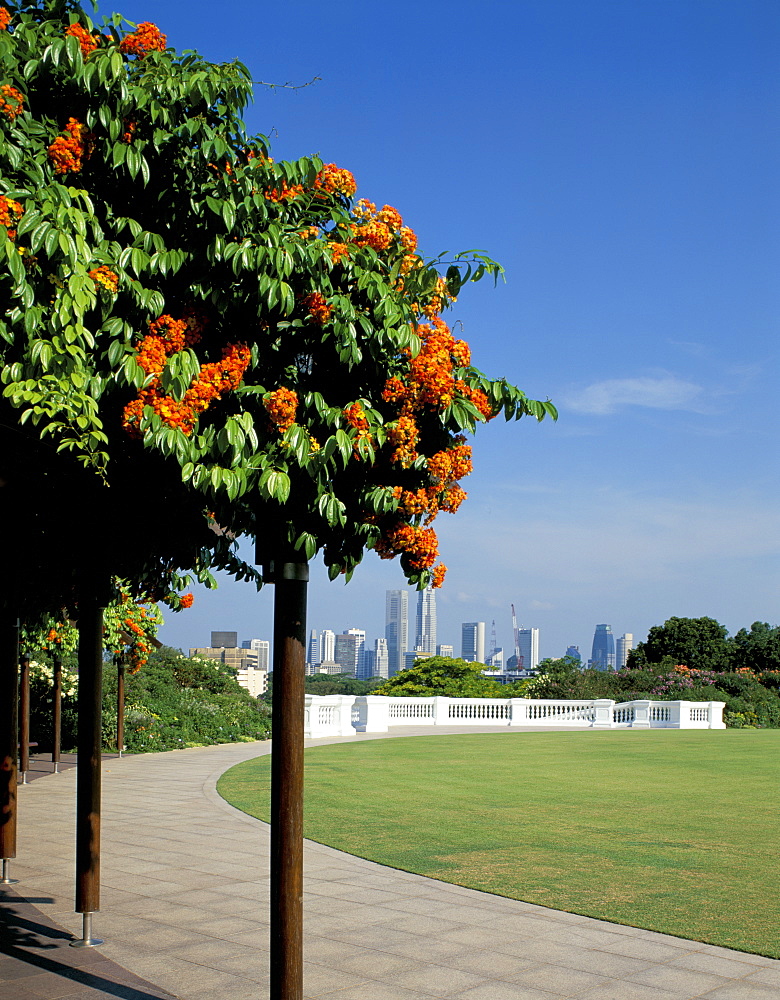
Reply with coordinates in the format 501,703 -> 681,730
306,695 -> 726,737
304,694 -> 356,739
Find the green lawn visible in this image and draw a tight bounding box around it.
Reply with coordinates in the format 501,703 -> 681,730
217,729 -> 780,957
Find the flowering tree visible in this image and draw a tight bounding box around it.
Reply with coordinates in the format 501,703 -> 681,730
0,0 -> 555,615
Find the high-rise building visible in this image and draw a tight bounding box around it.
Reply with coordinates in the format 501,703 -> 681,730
591,624 -> 616,671
437,644 -> 454,658
364,637 -> 389,679
246,638 -> 270,671
306,630 -> 319,669
334,629 -> 365,676
385,590 -> 408,676
461,622 -> 485,663
565,645 -> 582,667
415,586 -> 437,655
211,630 -> 238,648
517,627 -> 540,672
319,629 -> 335,663
616,633 -> 633,670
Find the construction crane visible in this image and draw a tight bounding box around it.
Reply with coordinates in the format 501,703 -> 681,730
510,604 -> 523,672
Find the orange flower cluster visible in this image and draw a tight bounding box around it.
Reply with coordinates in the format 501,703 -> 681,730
65,22 -> 97,58
428,443 -> 473,485
119,22 -> 167,57
348,200 -> 420,275
0,194 -> 23,232
343,402 -> 373,457
264,387 -> 298,432
89,265 -> 118,293
328,241 -> 350,264
0,9 -> 10,30
124,341 -> 250,436
122,119 -> 136,143
386,413 -> 419,467
374,522 -> 439,572
301,291 -> 331,325
123,310 -> 249,437
0,84 -> 24,121
382,318 -> 491,420
179,593 -> 194,609
47,118 -> 93,174
265,181 -> 304,202
314,163 -> 357,198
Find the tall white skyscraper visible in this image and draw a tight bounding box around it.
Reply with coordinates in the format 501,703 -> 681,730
415,586 -> 437,655
364,637 -> 389,679
461,622 -> 485,663
319,629 -> 335,664
385,589 -> 409,676
517,627 -> 540,671
616,633 -> 633,670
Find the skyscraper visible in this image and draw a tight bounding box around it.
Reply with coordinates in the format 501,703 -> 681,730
363,637 -> 389,679
319,629 -> 335,664
565,645 -> 582,667
385,589 -> 408,676
461,622 -> 485,663
591,624 -> 616,671
334,628 -> 365,676
616,633 -> 633,670
518,627 -> 540,672
306,629 -> 319,669
415,586 -> 437,655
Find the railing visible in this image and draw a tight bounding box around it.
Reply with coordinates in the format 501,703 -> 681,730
303,695 -> 726,739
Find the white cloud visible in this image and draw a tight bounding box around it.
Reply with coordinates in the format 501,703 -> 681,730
565,376 -> 709,415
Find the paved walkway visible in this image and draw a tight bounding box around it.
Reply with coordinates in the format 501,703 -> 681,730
3,730 -> 780,1000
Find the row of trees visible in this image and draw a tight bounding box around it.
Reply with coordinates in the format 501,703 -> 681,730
627,617 -> 780,674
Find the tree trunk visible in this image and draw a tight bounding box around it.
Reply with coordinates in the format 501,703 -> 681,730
269,559 -> 308,1000
0,614 -> 19,863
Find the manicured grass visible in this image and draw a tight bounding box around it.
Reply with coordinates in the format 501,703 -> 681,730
217,730 -> 780,957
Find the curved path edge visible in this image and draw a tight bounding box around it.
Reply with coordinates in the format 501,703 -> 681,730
6,730 -> 780,1000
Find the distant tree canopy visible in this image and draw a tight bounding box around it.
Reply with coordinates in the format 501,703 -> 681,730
373,656 -> 527,698
627,617 -> 780,673
303,673 -> 385,697
0,0 -> 555,621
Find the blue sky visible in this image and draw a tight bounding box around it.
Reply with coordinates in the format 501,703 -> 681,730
115,0 -> 779,661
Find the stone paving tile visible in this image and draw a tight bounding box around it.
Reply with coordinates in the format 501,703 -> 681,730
573,983 -> 686,1000
505,962 -> 611,995
665,951 -> 773,979
745,967 -> 780,988
697,985 -> 780,1000
446,981 -> 568,999
624,964 -> 735,995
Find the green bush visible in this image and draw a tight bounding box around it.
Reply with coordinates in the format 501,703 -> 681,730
26,646 -> 271,753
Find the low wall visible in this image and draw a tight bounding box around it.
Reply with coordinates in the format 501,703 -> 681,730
304,694 -> 726,739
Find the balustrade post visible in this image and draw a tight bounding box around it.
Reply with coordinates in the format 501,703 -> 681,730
631,700 -> 651,729
592,699 -> 615,729
709,701 -> 726,729
432,696 -> 449,726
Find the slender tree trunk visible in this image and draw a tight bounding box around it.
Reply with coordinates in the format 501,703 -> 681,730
116,656 -> 125,753
75,589 -> 104,916
0,614 -> 19,866
18,654 -> 30,781
269,559 -> 308,1000
52,653 -> 62,770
